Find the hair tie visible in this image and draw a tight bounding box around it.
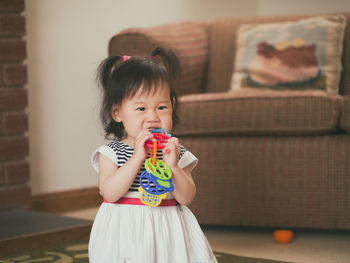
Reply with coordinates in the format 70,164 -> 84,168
121,56 -> 131,62
122,55 -> 154,62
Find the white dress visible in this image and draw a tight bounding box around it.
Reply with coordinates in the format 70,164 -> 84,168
89,141 -> 218,263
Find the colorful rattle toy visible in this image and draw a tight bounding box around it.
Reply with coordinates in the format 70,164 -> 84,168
138,128 -> 174,206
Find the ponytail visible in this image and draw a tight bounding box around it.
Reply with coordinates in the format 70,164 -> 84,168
152,47 -> 181,81
96,56 -> 122,91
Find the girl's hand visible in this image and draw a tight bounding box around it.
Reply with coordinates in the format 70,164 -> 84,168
163,137 -> 180,169
132,129 -> 154,162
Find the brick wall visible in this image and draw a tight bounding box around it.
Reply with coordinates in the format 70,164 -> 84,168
0,0 -> 30,210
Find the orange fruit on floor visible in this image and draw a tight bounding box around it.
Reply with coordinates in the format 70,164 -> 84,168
273,229 -> 293,244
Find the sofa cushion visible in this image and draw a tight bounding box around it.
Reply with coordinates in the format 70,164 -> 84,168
340,95 -> 350,133
231,15 -> 346,94
206,13 -> 350,96
109,22 -> 209,96
174,91 -> 343,136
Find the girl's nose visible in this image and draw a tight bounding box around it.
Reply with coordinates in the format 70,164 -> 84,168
147,110 -> 160,121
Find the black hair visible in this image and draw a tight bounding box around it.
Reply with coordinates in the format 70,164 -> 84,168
96,47 -> 180,139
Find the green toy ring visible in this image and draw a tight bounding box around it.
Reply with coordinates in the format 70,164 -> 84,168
144,158 -> 172,180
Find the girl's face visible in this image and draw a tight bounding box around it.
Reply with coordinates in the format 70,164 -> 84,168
112,83 -> 173,145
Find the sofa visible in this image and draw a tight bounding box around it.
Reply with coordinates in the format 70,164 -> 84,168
108,13 -> 350,230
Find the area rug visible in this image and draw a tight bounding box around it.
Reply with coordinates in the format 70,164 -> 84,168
0,237 -> 291,263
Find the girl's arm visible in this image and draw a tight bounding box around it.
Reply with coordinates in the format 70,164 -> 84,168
163,138 -> 197,205
98,154 -> 144,202
98,130 -> 153,202
170,165 -> 196,206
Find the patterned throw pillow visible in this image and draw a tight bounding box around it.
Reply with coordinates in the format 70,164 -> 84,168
231,15 -> 346,94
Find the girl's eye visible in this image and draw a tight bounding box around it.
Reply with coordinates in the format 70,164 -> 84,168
136,107 -> 146,111
158,106 -> 167,110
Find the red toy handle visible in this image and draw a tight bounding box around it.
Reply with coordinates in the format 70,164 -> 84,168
145,129 -> 171,149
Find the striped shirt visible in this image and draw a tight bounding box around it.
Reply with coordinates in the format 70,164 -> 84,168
106,141 -> 186,192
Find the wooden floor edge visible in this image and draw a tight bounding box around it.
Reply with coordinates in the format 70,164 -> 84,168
0,223 -> 92,257
31,186 -> 102,214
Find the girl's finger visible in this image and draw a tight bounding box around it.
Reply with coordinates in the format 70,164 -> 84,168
136,130 -> 153,143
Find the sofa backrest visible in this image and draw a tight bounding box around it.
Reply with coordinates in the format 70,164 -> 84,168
205,13 -> 350,96
109,22 -> 209,96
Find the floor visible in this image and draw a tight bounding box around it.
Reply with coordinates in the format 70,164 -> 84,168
62,207 -> 350,263
0,209 -> 90,240
0,208 -> 92,257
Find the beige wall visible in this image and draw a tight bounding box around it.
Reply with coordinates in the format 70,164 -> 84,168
26,0 -> 257,195
257,0 -> 350,16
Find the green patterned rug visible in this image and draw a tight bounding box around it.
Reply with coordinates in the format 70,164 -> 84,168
1,237 -> 290,263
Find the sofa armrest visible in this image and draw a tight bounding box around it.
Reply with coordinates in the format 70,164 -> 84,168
340,95 -> 350,133
109,22 -> 209,96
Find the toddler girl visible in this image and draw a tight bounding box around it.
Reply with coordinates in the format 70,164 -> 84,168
89,47 -> 217,263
